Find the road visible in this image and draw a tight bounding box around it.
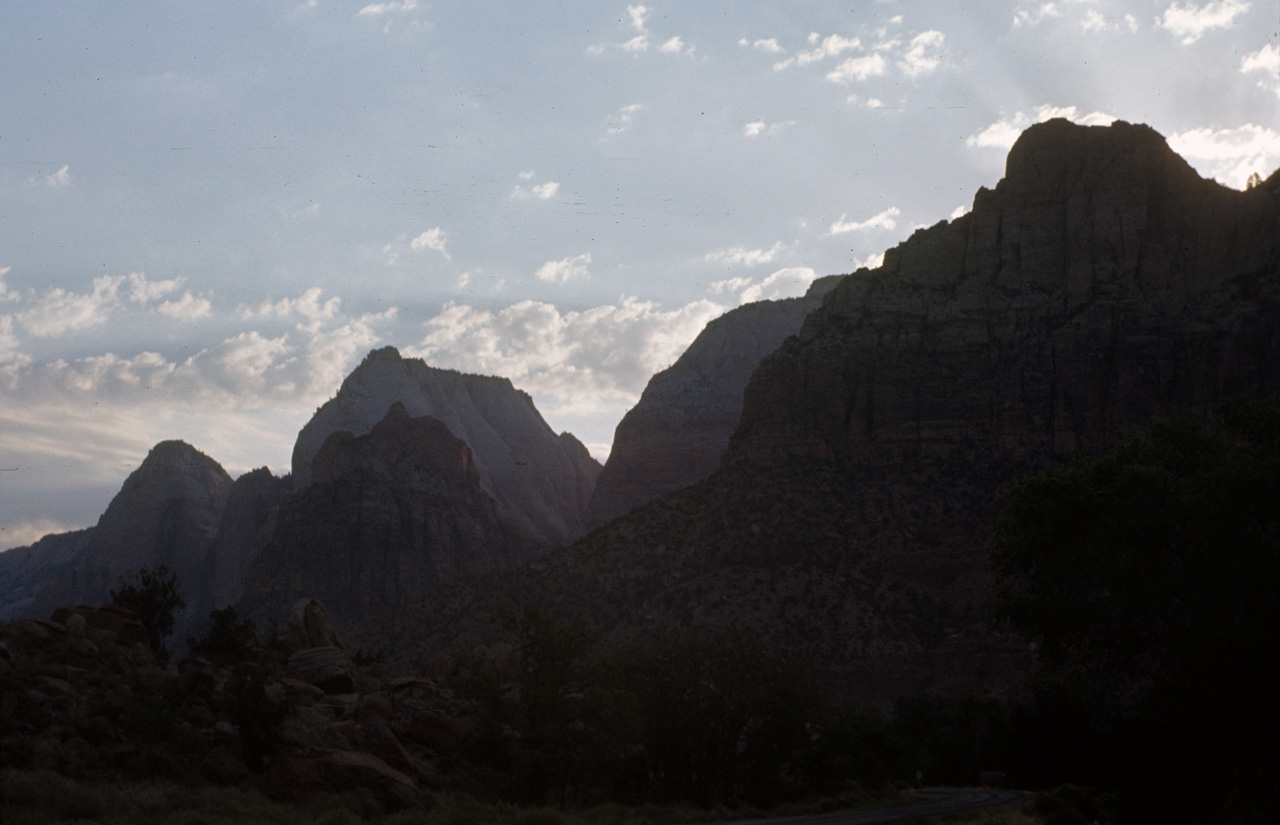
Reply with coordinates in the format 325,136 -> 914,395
694,788 -> 1026,825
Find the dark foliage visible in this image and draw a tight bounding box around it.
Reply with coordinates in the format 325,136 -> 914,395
224,662 -> 291,771
993,398 -> 1280,823
109,564 -> 186,662
188,605 -> 259,666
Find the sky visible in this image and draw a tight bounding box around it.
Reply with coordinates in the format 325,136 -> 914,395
1,0 -> 1277,549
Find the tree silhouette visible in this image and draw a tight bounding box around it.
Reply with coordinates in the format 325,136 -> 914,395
110,564 -> 186,662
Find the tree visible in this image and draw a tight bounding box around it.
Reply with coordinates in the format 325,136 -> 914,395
992,399 -> 1280,821
188,605 -> 258,666
110,564 -> 186,662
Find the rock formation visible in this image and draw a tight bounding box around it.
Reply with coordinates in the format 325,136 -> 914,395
30,441 -> 234,630
291,347 -> 601,547
586,275 -> 842,527
197,467 -> 291,617
411,120 -> 1280,697
0,528 -> 93,621
241,403 -> 542,648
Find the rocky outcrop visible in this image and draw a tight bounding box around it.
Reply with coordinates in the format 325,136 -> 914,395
0,528 -> 93,621
30,441 -> 233,628
586,275 -> 843,527
291,347 -> 601,547
241,403 -> 542,648
412,120 -> 1280,698
197,467 -> 291,618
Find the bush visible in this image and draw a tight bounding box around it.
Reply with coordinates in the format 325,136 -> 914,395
110,564 -> 185,662
188,606 -> 259,666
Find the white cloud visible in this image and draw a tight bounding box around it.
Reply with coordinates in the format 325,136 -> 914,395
0,267 -> 16,303
607,103 -> 642,133
0,518 -> 77,551
511,179 -> 560,200
158,292 -> 213,320
622,34 -> 649,52
826,53 -> 887,84
1081,9 -> 1140,32
1242,43 -> 1280,97
740,37 -> 784,53
1014,3 -> 1063,27
45,165 -> 72,188
708,276 -> 753,295
853,251 -> 885,270
659,35 -> 688,54
1156,0 -> 1249,44
1168,124 -> 1280,189
0,315 -> 27,369
743,120 -> 795,138
627,4 -> 648,31
796,34 -> 862,66
128,272 -> 182,304
410,226 -> 450,259
965,105 -> 1118,149
705,241 -> 783,267
898,30 -> 945,76
356,0 -> 416,16
407,295 -> 726,415
738,267 -> 818,304
17,275 -> 123,338
535,253 -> 592,283
237,287 -> 342,322
950,204 -> 970,220
829,207 -> 901,235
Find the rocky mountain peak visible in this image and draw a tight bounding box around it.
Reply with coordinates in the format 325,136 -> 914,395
292,347 -> 601,547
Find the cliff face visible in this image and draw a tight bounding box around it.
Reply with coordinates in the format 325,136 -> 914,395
197,467 -> 292,617
586,276 -> 843,527
30,441 -> 234,626
0,528 -> 94,621
412,121 -> 1280,697
242,403 -> 541,648
292,348 -> 601,547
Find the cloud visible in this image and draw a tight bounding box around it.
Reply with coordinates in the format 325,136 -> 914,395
826,53 -> 887,84
659,36 -> 685,54
357,0 -> 417,16
1242,43 -> 1280,97
45,165 -> 72,188
1168,124 -> 1280,189
535,253 -> 592,283
965,105 -> 1118,149
157,292 -> 213,320
1013,3 -> 1063,27
829,207 -> 901,235
17,275 -> 123,338
1156,0 -> 1249,44
128,272 -> 183,304
1081,9 -> 1140,32
607,103 -> 642,133
737,267 -> 818,304
742,120 -> 796,138
0,518 -> 77,552
739,37 -> 784,53
237,287 -> 342,321
898,31 -> 945,76
0,267 -> 16,303
406,295 -> 726,415
704,241 -> 784,267
853,251 -> 885,271
510,178 -> 560,200
410,227 -> 450,259
627,4 -> 648,31
0,315 -> 27,369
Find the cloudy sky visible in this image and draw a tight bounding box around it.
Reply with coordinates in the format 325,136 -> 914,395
1,0 -> 1276,549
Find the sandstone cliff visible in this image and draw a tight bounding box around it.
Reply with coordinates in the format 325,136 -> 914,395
292,347 -> 601,547
241,403 -> 542,648
197,467 -> 292,618
586,275 -> 843,527
30,441 -> 234,630
407,120 -> 1280,697
0,528 -> 94,621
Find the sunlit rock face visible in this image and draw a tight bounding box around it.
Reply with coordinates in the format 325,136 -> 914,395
30,441 -> 233,623
242,403 -> 541,648
586,276 -> 843,528
291,347 -> 601,548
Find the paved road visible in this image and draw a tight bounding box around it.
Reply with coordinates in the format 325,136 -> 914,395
694,788 -> 1026,825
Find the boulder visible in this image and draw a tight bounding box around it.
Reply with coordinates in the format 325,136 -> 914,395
314,750 -> 418,809
285,646 -> 353,694
287,598 -> 345,650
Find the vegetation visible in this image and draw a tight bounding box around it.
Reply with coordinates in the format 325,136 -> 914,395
110,564 -> 186,662
188,605 -> 260,666
993,398 -> 1280,823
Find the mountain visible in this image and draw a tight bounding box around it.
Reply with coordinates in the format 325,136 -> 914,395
0,528 -> 94,621
403,120 -> 1280,697
291,347 -> 601,547
586,276 -> 843,527
239,402 -> 542,648
29,441 -> 234,632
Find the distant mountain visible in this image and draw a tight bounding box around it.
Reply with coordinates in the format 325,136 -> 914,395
0,528 -> 94,621
586,276 -> 842,527
292,347 -> 601,547
404,120 -> 1280,697
240,402 -> 542,648
29,441 -> 234,635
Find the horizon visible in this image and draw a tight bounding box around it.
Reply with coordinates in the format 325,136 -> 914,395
2,0 -> 1278,550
